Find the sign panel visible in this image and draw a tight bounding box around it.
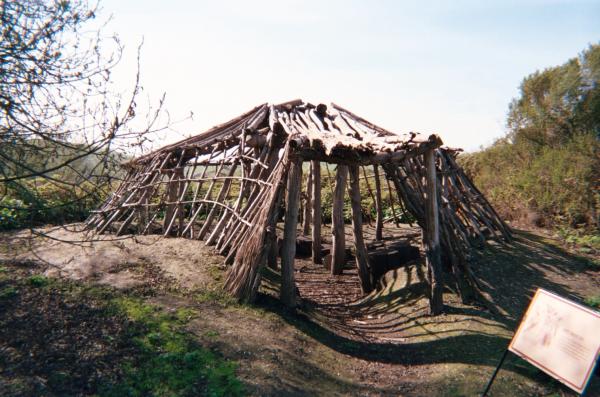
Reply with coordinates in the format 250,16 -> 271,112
509,288 -> 600,394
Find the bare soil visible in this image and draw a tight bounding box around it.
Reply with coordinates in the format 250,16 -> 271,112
1,223 -> 599,396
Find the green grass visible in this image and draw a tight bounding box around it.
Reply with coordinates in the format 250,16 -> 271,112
102,297 -> 243,397
0,285 -> 18,299
28,274 -> 50,287
0,263 -> 243,397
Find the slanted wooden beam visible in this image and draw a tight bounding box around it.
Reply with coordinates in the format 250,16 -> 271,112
311,160 -> 322,264
281,156 -> 302,308
331,165 -> 347,275
163,168 -> 184,234
348,165 -> 373,293
425,149 -> 443,315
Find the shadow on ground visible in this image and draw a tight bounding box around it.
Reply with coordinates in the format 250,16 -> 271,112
257,229 -> 600,395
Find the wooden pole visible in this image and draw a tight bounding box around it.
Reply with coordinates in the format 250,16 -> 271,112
348,165 -> 373,293
267,231 -> 278,270
281,156 -> 302,308
331,165 -> 347,275
303,162 -> 313,235
373,165 -> 384,241
311,160 -> 322,264
425,149 -> 443,315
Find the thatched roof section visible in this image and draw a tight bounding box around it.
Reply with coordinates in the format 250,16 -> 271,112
130,100 -> 443,168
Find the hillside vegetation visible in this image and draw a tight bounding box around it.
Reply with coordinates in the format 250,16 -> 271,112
0,141 -> 127,230
460,44 -> 599,236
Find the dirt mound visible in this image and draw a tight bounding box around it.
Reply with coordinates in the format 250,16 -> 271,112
0,225 -> 220,292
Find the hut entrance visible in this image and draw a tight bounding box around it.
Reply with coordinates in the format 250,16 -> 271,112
87,100 -> 510,315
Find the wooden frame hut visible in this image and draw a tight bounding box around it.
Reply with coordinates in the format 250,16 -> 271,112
86,100 -> 510,314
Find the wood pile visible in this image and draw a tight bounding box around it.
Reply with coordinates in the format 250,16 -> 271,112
86,100 -> 510,314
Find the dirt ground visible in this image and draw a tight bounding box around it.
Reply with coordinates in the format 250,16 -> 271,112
1,223 -> 599,396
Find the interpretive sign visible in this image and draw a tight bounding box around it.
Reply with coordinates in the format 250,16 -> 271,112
509,288 -> 600,394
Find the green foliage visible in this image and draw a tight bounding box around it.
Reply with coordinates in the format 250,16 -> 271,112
28,274 -> 50,287
317,165 -> 414,225
0,286 -> 18,299
1,176 -> 113,229
461,44 -> 600,231
102,297 -> 243,397
0,197 -> 29,230
557,227 -> 600,254
585,295 -> 600,309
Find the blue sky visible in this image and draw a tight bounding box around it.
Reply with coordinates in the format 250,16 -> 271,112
100,0 -> 600,151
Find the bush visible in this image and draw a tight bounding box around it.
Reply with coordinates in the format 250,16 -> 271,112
0,197 -> 29,230
461,134 -> 598,229
0,176 -> 112,230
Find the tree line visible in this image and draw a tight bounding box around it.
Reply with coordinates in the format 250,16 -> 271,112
461,44 -> 599,233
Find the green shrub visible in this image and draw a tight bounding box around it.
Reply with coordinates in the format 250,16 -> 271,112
0,197 -> 29,230
28,275 -> 50,287
1,177 -> 113,230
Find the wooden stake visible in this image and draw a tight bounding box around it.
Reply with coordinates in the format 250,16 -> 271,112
331,165 -> 347,275
425,149 -> 443,315
311,160 -> 322,264
281,156 -> 302,308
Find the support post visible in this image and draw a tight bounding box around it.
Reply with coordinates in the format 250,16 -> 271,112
281,157 -> 302,308
311,160 -> 322,264
331,165 -> 348,275
303,162 -> 313,235
373,165 -> 384,241
348,165 -> 373,293
267,232 -> 278,270
425,149 -> 444,315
